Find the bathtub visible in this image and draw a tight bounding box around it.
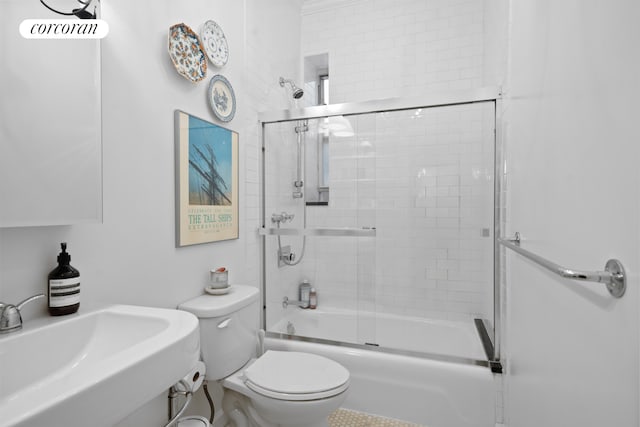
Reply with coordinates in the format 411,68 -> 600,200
270,308 -> 488,360
265,308 -> 496,427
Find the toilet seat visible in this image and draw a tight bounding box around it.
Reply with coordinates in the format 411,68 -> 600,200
243,351 -> 350,401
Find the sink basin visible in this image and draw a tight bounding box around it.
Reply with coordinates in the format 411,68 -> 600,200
0,304 -> 200,427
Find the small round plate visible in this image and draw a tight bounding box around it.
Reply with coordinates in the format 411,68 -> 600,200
168,23 -> 207,83
201,20 -> 229,68
208,74 -> 236,122
205,285 -> 230,295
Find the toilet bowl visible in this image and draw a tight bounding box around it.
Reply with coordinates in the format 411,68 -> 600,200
178,285 -> 350,427
224,351 -> 349,426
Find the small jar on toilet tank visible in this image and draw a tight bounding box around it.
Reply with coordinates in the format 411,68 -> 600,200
210,267 -> 229,289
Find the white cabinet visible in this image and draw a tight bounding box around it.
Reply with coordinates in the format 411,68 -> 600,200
0,2 -> 102,227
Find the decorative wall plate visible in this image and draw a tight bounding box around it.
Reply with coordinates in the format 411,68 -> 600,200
201,20 -> 229,68
168,23 -> 207,83
208,75 -> 236,122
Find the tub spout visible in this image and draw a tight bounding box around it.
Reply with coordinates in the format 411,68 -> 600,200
282,296 -> 308,309
286,321 -> 296,335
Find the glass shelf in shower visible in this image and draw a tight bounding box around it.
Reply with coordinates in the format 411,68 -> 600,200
258,227 -> 376,237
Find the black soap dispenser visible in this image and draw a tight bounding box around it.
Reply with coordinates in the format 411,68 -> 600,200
48,242 -> 80,316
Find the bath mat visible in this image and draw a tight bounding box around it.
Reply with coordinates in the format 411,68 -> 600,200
329,408 -> 425,427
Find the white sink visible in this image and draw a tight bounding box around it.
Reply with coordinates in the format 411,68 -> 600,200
0,304 -> 200,427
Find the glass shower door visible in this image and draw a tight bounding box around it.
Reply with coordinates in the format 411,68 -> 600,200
324,113 -> 378,346
262,116 -> 377,347
262,99 -> 496,362
371,103 -> 495,359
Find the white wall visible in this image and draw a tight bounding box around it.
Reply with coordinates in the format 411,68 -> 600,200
1,0 -> 250,313
503,1 -> 640,425
0,0 -> 301,425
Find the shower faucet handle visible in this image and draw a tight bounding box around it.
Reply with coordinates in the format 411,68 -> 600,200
271,212 -> 295,224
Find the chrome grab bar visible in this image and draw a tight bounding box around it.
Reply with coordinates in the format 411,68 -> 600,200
498,232 -> 626,298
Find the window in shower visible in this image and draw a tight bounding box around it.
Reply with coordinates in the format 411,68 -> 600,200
302,55 -> 331,205
304,73 -> 331,205
316,74 -> 330,203
261,98 -> 496,363
319,74 -> 329,105
313,127 -> 330,204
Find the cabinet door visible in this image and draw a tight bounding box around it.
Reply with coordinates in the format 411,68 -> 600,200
0,1 -> 102,227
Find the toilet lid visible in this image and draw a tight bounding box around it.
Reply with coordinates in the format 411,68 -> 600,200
243,351 -> 350,401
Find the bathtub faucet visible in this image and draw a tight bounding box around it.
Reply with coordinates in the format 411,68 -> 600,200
282,296 -> 309,309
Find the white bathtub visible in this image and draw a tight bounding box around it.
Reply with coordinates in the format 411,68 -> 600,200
270,308 -> 487,360
266,309 -> 496,427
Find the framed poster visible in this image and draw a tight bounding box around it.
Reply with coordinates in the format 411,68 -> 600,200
174,110 -> 239,247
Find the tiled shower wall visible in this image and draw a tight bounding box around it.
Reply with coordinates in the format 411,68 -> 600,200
265,0 -> 495,330
264,103 -> 494,326
372,104 -> 494,321
301,0 -> 485,103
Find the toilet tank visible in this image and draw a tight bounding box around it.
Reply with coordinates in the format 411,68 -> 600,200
178,285 -> 260,380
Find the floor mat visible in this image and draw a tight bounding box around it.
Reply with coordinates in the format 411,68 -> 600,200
328,408 -> 424,427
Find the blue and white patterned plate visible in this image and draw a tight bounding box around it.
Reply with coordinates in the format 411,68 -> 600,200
208,75 -> 236,122
201,20 -> 229,68
168,23 -> 207,83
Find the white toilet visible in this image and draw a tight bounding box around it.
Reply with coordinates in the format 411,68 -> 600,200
178,285 -> 350,427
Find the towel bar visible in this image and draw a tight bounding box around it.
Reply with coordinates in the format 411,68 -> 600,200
498,232 -> 626,298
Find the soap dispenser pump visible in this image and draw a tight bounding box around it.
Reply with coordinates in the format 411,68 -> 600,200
47,242 -> 80,316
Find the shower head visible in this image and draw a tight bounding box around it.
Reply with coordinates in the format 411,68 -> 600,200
292,87 -> 304,99
279,77 -> 304,99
